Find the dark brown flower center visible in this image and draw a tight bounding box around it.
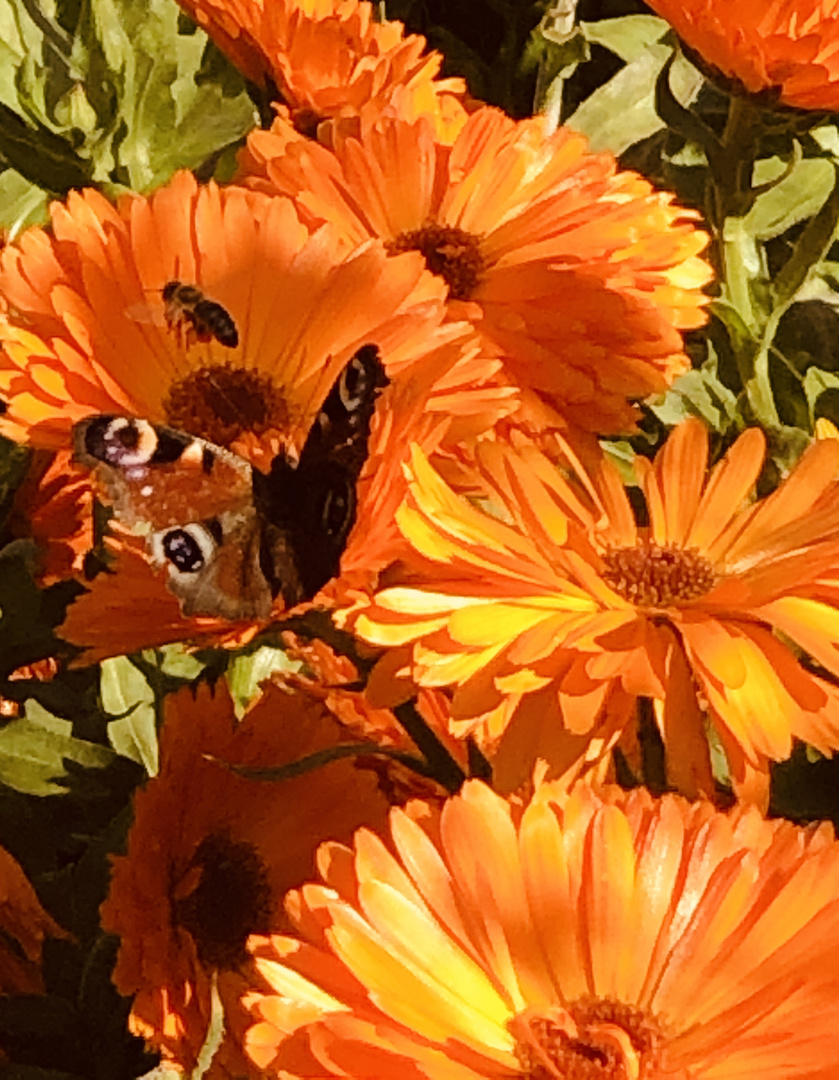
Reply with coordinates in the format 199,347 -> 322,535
290,106 -> 324,138
386,222 -> 485,300
173,832 -> 273,971
511,1000 -> 665,1080
600,541 -> 717,607
163,364 -> 288,448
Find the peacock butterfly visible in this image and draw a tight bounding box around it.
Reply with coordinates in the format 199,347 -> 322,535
73,344 -> 388,619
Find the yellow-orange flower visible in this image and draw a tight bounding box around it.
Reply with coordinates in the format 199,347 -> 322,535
100,678 -> 390,1072
176,0 -> 464,136
647,0 -> 839,110
0,844 -> 69,995
350,420 -> 839,803
238,106 -> 713,433
0,171 -> 496,651
242,779 -> 839,1078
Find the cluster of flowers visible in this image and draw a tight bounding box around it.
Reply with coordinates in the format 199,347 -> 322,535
3,0 -> 839,1075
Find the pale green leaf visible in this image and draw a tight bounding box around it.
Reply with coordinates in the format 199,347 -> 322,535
226,646 -> 300,719
101,657 -> 158,774
0,168 -> 49,235
107,706 -> 158,774
0,700 -> 115,796
743,157 -> 835,241
142,643 -> 206,680
579,15 -> 668,64
100,656 -> 154,715
648,346 -> 739,432
567,45 -> 701,155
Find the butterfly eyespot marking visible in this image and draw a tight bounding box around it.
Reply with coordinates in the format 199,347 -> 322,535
83,417 -> 159,470
337,352 -> 370,411
72,344 -> 388,620
152,522 -> 218,576
320,481 -> 354,541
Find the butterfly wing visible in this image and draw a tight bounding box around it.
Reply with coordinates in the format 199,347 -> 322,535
254,344 -> 389,605
73,345 -> 387,619
73,416 -> 271,619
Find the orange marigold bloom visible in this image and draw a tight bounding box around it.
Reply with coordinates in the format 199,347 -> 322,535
350,419 -> 839,803
242,779 -> 839,1078
279,631 -> 471,798
0,170 -> 450,460
0,171 -> 495,652
9,450 -> 92,584
238,106 -> 713,434
176,0 -> 464,136
100,678 -> 390,1073
647,0 -> 839,111
0,844 -> 69,995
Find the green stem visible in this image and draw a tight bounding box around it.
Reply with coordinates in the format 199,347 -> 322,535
394,700 -> 467,794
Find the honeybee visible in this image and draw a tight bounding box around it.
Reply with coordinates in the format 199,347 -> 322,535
162,281 -> 239,349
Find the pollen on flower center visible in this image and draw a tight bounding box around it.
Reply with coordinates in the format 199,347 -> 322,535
163,364 -> 289,448
510,1000 -> 665,1080
173,832 -> 273,971
601,540 -> 717,607
386,222 -> 485,300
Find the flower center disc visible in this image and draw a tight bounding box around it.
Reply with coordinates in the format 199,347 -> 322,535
601,541 -> 717,607
511,1000 -> 665,1080
173,832 -> 273,970
163,364 -> 289,448
387,222 -> 485,299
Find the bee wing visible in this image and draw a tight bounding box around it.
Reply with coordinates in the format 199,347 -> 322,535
123,299 -> 167,328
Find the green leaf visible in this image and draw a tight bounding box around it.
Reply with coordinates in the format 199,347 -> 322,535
743,156 -> 836,241
0,699 -> 115,796
648,347 -> 739,432
805,365 -> 839,417
773,162 -> 839,308
76,0 -> 256,190
579,15 -> 668,63
100,657 -> 158,775
0,167 -> 50,234
226,645 -> 300,719
0,549 -> 82,678
141,642 -> 205,680
0,99 -> 92,192
566,44 -> 701,155
0,0 -> 256,220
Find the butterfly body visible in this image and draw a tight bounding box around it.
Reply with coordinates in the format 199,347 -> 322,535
73,345 -> 387,619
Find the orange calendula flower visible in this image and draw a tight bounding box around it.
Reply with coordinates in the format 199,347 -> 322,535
0,170 -> 450,460
100,678 -> 390,1073
9,450 -> 92,584
239,106 -> 713,434
176,0 -> 464,136
242,779 -> 839,1078
647,0 -> 839,111
0,844 -> 69,995
0,171 -> 492,652
351,419 -> 839,803
278,631 -> 471,799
